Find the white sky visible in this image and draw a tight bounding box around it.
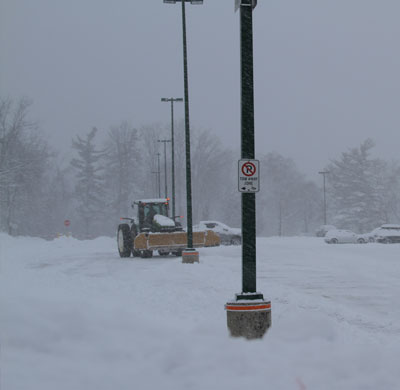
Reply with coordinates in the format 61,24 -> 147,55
1,0 -> 400,181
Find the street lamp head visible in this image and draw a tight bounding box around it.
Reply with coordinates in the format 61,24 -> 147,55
163,0 -> 203,4
161,97 -> 184,102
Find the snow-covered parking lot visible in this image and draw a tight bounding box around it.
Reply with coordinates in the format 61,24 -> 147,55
1,234 -> 400,390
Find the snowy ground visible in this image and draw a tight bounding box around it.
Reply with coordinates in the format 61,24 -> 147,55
1,234 -> 400,390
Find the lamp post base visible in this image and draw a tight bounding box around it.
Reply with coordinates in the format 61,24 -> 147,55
182,248 -> 199,263
225,293 -> 271,339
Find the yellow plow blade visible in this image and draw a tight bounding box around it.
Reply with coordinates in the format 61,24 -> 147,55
134,230 -> 220,251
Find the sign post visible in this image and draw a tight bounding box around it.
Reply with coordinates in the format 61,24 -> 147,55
64,219 -> 71,237
226,0 -> 271,339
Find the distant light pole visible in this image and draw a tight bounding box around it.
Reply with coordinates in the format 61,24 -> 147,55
158,139 -> 171,199
163,0 -> 203,251
152,153 -> 161,198
161,97 -> 183,220
319,170 -> 329,225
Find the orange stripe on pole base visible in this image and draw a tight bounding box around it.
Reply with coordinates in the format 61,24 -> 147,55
225,303 -> 271,312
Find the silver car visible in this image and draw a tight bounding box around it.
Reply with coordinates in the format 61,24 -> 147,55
369,224 -> 400,243
324,229 -> 362,244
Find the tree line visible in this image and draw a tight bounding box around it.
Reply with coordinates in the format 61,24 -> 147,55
1,97 -> 399,239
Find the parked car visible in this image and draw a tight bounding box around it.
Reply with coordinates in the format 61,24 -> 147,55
315,225 -> 336,237
368,224 -> 400,243
355,232 -> 374,244
194,221 -> 241,245
324,229 -> 363,244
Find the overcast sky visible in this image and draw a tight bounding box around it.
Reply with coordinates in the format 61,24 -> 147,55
1,0 -> 399,181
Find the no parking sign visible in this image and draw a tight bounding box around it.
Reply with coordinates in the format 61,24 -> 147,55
238,159 -> 259,192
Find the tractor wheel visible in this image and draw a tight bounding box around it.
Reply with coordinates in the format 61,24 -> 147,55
117,224 -> 132,258
158,250 -> 170,256
140,250 -> 153,258
231,237 -> 241,246
130,226 -> 140,257
173,249 -> 183,257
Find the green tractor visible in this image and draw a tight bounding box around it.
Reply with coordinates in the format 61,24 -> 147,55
117,198 -> 220,258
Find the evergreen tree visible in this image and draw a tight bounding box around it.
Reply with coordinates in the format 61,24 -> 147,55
70,127 -> 105,237
327,139 -> 388,232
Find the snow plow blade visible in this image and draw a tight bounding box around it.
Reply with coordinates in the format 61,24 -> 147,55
134,230 -> 220,251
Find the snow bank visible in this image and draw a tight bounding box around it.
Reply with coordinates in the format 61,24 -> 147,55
1,233 -> 400,390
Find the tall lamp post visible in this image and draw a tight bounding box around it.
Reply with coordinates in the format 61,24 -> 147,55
163,0 -> 203,260
161,97 -> 183,221
319,170 -> 329,225
152,153 -> 161,198
158,139 -> 171,199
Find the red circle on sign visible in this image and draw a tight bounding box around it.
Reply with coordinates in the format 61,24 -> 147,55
241,162 -> 256,177
64,220 -> 70,227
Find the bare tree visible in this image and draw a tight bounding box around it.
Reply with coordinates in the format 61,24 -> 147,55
0,97 -> 50,235
103,121 -> 141,223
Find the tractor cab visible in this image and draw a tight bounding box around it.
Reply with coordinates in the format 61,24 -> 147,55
132,198 -> 178,233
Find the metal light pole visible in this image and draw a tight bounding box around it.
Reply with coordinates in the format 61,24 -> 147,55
157,153 -> 161,198
158,139 -> 171,199
163,0 -> 203,253
319,170 -> 329,225
161,97 -> 183,220
151,171 -> 159,198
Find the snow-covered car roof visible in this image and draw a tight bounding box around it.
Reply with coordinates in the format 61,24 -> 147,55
325,229 -> 355,238
373,226 -> 400,237
380,224 -> 400,230
198,221 -> 241,235
200,220 -> 225,225
134,198 -> 169,204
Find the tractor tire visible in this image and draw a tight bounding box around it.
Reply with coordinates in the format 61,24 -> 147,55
158,250 -> 170,256
117,224 -> 132,258
231,237 -> 241,246
130,226 -> 140,257
140,250 -> 153,258
173,249 -> 183,257
132,249 -> 141,257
